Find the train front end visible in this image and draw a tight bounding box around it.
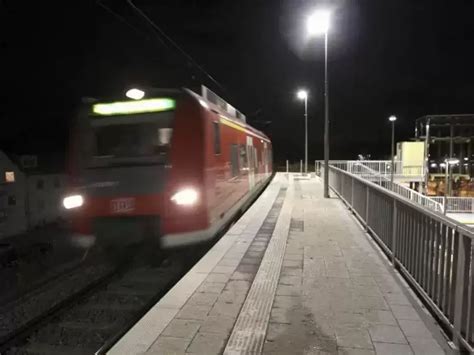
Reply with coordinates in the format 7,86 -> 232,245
64,92 -> 207,249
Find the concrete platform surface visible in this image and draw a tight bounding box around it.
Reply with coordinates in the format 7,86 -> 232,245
447,212 -> 474,227
108,173 -> 453,355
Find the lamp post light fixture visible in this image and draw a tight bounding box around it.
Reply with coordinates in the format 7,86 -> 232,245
388,115 -> 397,186
296,89 -> 309,174
306,9 -> 331,198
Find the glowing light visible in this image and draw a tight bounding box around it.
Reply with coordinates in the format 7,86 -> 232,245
389,115 -> 397,122
440,163 -> 446,168
5,171 -> 15,183
92,98 -> 176,116
447,158 -> 460,165
63,195 -> 84,209
464,157 -> 469,161
430,163 -> 437,168
171,188 -> 198,206
297,90 -> 308,100
199,99 -> 209,109
307,10 -> 330,36
125,88 -> 145,100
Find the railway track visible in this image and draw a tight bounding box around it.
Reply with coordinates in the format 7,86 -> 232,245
0,244 -> 212,355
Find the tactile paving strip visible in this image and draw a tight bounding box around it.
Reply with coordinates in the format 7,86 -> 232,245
224,177 -> 294,354
231,188 -> 287,284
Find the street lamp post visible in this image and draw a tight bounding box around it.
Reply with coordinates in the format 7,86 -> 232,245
297,90 -> 308,174
389,115 -> 397,187
307,10 -> 330,198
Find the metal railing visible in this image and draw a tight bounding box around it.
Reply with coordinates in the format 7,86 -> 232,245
432,197 -> 474,214
320,160 -> 424,178
382,180 -> 444,213
328,165 -> 474,352
276,160 -> 308,174
319,160 -> 444,213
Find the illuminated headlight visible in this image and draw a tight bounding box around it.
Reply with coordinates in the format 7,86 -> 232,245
63,195 -> 84,209
171,188 -> 198,206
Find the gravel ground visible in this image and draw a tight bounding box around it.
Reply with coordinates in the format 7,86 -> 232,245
0,261 -> 114,339
0,223 -> 85,305
2,246 -> 211,355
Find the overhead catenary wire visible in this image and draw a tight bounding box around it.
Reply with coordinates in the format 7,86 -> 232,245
125,0 -> 227,94
95,1 -> 268,126
96,0 -> 153,42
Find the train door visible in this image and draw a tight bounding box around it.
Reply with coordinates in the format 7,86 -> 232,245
246,136 -> 255,190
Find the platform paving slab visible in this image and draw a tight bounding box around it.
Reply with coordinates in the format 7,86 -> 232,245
108,174 -> 453,355
228,175 -> 450,355
108,175 -> 285,355
258,176 -> 450,355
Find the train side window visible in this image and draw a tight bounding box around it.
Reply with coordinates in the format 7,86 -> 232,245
239,145 -> 248,170
230,144 -> 239,177
213,122 -> 221,155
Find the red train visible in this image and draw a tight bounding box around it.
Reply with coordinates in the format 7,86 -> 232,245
64,86 -> 273,248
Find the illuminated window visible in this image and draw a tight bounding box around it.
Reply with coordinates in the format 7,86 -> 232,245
92,98 -> 176,116
5,171 -> 14,183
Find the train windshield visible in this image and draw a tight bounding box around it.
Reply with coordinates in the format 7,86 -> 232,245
88,111 -> 174,167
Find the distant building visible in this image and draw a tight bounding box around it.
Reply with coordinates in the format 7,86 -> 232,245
0,151 -> 28,237
0,151 -> 67,239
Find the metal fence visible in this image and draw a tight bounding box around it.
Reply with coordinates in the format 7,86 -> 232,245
319,160 -> 444,213
379,180 -> 445,213
328,165 -> 474,352
275,160 -> 309,174
432,197 -> 474,214
319,160 -> 424,178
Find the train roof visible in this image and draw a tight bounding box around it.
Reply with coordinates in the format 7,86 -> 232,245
83,87 -> 271,143
187,86 -> 271,143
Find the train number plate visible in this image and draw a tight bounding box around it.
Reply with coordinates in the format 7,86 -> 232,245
110,198 -> 135,213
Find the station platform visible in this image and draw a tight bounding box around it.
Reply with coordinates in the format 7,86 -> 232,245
108,173 -> 453,355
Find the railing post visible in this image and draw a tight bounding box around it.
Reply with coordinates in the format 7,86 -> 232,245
365,185 -> 370,230
300,160 -> 303,174
453,234 -> 470,349
286,160 -> 289,174
341,172 -> 344,198
391,199 -> 397,266
351,176 -> 354,207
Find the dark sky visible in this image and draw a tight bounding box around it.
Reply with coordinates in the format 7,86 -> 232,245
1,0 -> 474,164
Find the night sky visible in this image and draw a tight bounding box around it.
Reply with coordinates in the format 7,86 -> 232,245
2,0 -> 474,165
